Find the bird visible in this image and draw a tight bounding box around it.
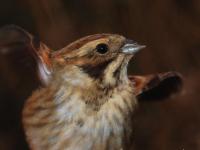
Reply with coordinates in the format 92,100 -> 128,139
0,25 -> 183,150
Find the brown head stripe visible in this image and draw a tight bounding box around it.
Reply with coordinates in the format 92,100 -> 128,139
54,34 -> 112,56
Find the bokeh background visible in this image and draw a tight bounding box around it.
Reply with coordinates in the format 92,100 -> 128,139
0,0 -> 200,149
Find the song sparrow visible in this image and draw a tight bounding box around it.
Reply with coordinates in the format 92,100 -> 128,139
0,25 -> 182,150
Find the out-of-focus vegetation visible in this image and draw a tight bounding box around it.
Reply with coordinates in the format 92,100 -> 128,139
0,0 -> 200,149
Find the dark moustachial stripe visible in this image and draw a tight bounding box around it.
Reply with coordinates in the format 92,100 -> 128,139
80,59 -> 114,78
113,65 -> 121,79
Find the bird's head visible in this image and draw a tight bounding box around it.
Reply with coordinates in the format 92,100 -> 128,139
52,34 -> 145,89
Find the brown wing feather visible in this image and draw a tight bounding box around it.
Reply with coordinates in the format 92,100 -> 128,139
129,72 -> 183,101
0,25 -> 52,87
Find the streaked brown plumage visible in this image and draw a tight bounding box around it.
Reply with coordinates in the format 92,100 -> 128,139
23,34 -> 138,150
0,25 -> 183,150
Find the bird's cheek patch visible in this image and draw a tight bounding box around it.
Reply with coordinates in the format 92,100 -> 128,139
80,59 -> 114,79
129,72 -> 183,101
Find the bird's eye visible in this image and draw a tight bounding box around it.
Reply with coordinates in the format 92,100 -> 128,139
96,43 -> 109,54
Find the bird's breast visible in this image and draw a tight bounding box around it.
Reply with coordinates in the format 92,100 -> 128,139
23,80 -> 136,150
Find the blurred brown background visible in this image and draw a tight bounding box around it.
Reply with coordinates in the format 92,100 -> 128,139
0,0 -> 200,149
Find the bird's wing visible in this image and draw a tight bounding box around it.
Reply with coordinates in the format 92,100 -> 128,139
0,25 -> 52,89
0,25 -> 183,101
129,72 -> 183,101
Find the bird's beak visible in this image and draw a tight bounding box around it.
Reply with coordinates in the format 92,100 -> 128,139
121,39 -> 146,54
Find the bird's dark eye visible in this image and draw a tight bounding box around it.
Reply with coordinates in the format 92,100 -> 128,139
96,43 -> 109,54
